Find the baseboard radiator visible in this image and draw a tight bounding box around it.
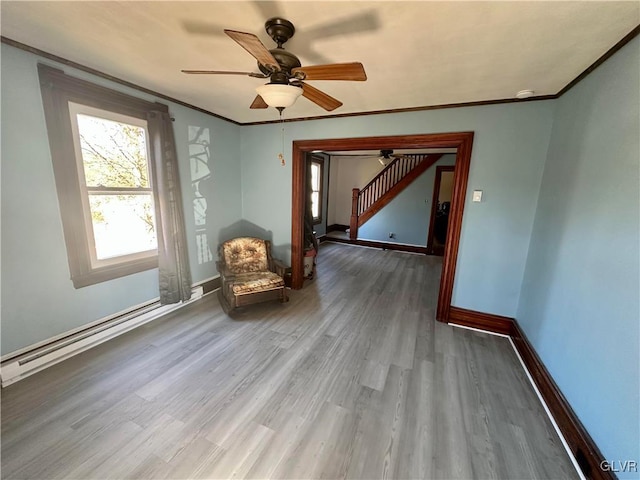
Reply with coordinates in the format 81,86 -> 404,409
0,286 -> 204,387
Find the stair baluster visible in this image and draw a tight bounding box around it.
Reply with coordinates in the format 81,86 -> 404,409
349,153 -> 445,240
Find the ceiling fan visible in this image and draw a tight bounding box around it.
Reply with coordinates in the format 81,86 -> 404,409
182,17 -> 367,112
330,149 -> 410,166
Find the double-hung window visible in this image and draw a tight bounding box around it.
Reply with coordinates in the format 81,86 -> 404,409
39,65 -> 167,288
69,103 -> 157,268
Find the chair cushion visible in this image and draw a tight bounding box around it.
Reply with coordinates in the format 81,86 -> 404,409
222,237 -> 268,274
231,271 -> 285,295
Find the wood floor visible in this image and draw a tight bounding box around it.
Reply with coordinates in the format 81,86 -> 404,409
1,242 -> 578,479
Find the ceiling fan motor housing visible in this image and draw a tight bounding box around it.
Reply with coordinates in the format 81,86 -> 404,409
258,18 -> 302,83
258,48 -> 301,81
265,18 -> 295,46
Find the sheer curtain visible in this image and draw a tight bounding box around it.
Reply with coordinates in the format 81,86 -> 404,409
147,111 -> 192,304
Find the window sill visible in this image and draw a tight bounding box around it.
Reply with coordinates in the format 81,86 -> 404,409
72,256 -> 158,288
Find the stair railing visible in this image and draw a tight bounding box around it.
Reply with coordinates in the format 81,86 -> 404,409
349,153 -> 443,239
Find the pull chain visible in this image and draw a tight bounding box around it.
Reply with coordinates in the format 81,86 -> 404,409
278,107 -> 285,166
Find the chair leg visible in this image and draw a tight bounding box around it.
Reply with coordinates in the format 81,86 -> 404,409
217,288 -> 234,314
280,288 -> 289,303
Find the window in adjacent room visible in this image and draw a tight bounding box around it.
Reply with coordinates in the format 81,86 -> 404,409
310,157 -> 324,224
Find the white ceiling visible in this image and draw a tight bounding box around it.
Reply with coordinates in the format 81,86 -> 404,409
2,1 -> 638,124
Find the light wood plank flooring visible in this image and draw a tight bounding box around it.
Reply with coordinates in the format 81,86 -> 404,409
1,242 -> 578,479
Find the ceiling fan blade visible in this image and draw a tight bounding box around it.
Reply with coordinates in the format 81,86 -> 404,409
251,0 -> 285,21
301,83 -> 343,111
224,30 -> 281,71
292,62 -> 366,81
182,20 -> 225,36
250,95 -> 269,109
181,70 -> 267,78
305,11 -> 380,40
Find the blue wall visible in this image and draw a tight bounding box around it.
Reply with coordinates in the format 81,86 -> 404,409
240,101 -> 555,317
517,37 -> 639,475
359,154 -> 456,246
0,45 -> 242,355
3,35 -> 637,474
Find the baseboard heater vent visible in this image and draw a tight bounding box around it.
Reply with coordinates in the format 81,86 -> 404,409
1,286 -> 204,387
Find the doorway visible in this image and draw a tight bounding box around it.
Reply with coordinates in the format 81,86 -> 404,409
291,132 -> 474,322
427,166 -> 455,256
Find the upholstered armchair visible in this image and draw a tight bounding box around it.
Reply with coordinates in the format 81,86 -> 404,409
217,237 -> 288,312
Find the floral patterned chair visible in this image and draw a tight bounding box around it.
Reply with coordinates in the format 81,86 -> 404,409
217,237 -> 288,312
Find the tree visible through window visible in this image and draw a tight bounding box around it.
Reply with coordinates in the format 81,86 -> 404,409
70,103 -> 157,266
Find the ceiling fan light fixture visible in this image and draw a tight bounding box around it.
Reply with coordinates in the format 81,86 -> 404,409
256,83 -> 303,108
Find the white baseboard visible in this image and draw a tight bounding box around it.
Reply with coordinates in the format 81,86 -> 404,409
0,286 -> 204,387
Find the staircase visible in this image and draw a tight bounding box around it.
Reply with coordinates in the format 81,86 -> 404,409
349,153 -> 443,240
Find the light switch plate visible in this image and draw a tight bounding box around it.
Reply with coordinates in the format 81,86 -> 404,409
472,190 -> 483,202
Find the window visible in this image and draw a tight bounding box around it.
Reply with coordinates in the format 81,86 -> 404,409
68,103 -> 157,267
310,157 -> 324,224
39,65 -> 167,288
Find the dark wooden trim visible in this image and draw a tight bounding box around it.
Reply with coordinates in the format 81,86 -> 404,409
350,188 -> 360,240
39,64 -> 168,116
316,234 -> 328,243
245,23 -> 638,126
447,306 -> 514,335
327,224 -> 349,232
200,277 -> 222,295
291,141 -> 306,288
1,36 -> 240,126
557,25 -> 640,97
6,25 -> 638,128
324,237 -> 429,255
1,35 -> 553,127
7,25 -> 637,128
510,320 -> 615,480
243,95 -> 557,126
427,165 -> 455,254
436,133 -> 473,322
358,154 -> 443,227
446,307 -> 613,479
292,132 -> 474,325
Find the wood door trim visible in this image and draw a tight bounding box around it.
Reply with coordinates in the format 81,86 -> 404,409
292,132 -> 474,322
427,165 -> 455,254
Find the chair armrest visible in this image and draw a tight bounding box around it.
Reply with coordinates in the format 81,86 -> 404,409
272,258 -> 288,278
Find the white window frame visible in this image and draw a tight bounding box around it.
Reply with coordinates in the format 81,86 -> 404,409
68,102 -> 157,269
310,157 -> 324,225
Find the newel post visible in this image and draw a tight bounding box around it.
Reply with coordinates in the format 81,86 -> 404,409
350,188 -> 359,240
